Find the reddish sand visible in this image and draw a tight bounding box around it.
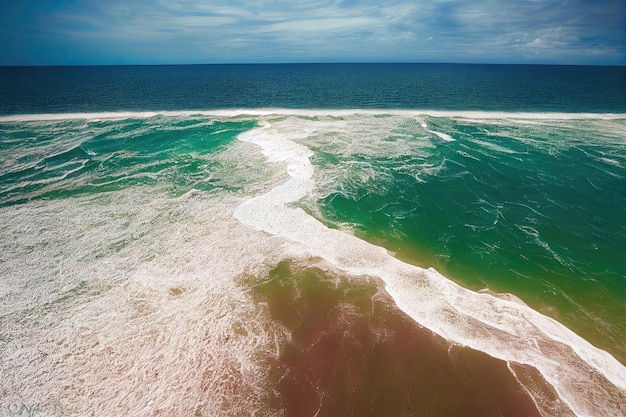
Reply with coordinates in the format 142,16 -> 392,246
250,260 -> 543,417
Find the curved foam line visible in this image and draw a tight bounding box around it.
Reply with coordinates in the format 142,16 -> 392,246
1,109 -> 625,123
425,128 -> 456,142
233,117 -> 626,417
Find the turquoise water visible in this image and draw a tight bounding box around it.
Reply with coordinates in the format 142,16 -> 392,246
305,115 -> 626,361
1,63 -> 625,416
0,117 -> 256,206
1,111 -> 625,416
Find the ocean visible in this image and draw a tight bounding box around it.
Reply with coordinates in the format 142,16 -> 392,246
0,64 -> 625,416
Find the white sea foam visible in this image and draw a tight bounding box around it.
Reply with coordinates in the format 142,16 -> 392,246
2,111 -> 625,416
426,128 -> 456,142
233,116 -> 626,417
421,120 -> 456,142
0,140 -> 291,416
1,108 -> 625,123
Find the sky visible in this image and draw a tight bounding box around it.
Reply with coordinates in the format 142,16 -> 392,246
0,0 -> 624,65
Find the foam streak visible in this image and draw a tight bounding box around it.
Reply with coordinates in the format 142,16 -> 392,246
1,109 -> 625,123
234,117 -> 626,417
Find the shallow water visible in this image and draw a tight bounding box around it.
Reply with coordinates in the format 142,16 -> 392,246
248,259 -> 544,417
1,110 -> 624,416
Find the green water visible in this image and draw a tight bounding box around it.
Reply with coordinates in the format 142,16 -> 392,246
310,116 -> 626,362
3,114 -> 623,363
0,117 -> 256,206
1,112 -> 624,416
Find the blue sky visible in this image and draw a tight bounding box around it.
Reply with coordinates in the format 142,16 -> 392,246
0,0 -> 624,65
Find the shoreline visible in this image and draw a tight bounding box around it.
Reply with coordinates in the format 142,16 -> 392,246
1,108 -> 626,123
233,115 -> 626,415
1,111 -> 624,415
247,258 -> 547,417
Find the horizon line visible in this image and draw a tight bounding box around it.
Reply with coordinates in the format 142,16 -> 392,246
1,61 -> 625,68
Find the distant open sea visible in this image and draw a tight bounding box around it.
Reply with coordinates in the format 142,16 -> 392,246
1,63 -> 626,114
1,64 -> 625,416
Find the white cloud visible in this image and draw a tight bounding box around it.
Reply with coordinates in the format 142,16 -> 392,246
3,0 -> 624,64
261,17 -> 379,33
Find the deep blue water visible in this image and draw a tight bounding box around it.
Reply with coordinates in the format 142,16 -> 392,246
1,63 -> 625,114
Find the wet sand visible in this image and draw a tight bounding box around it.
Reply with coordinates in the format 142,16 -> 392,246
248,260 -> 543,417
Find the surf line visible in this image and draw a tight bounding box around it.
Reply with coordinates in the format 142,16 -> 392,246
233,116 -> 626,417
